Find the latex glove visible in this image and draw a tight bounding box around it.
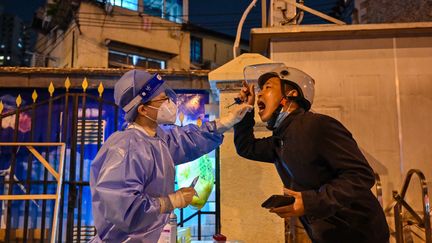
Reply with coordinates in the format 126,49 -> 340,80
239,80 -> 255,106
216,103 -> 253,133
159,187 -> 196,213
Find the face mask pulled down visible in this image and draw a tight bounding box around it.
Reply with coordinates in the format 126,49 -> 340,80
273,100 -> 293,129
145,99 -> 178,125
267,90 -> 295,130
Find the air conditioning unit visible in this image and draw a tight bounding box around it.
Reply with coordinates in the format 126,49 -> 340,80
269,0 -> 297,26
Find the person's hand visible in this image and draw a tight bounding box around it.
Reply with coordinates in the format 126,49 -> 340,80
168,187 -> 196,209
238,80 -> 255,106
216,103 -> 253,133
178,187 -> 196,205
269,188 -> 305,218
159,187 -> 196,213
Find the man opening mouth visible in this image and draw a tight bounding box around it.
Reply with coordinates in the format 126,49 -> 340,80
257,100 -> 266,116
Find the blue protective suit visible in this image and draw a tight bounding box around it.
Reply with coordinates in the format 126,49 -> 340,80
89,121 -> 223,242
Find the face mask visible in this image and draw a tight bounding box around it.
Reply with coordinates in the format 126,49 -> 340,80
145,99 -> 178,125
269,90 -> 295,129
273,100 -> 293,128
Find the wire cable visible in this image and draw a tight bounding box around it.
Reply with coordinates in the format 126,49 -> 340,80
233,0 -> 257,58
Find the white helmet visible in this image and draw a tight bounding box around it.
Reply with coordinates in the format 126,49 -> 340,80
244,63 -> 315,110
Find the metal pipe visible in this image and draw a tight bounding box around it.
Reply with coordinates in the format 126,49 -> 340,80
393,169 -> 431,242
394,190 -> 404,243
50,143 -> 66,243
1,179 -> 59,185
41,94 -> 53,243
400,169 -> 425,199
180,208 -> 184,227
0,95 -> 65,118
5,105 -> 20,242
179,211 -> 199,224
233,0 -> 258,58
286,1 -> 346,25
198,210 -> 201,240
58,90 -> 70,242
23,101 -> 37,243
67,95 -> 79,242
77,93 -> 88,243
97,96 -> 103,150
215,147 -> 221,234
393,194 -> 424,226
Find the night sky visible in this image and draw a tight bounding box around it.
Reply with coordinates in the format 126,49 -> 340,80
188,0 -> 339,37
1,0 -> 339,37
188,0 -> 263,38
1,0 -> 46,23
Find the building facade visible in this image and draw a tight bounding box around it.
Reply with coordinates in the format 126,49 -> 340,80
0,9 -> 31,67
33,0 -> 247,70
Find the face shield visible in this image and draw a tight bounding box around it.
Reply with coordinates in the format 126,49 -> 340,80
243,63 -> 315,111
115,70 -> 177,122
244,63 -> 288,93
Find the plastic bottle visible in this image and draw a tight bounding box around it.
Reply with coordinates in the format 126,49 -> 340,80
169,212 -> 177,243
157,212 -> 177,243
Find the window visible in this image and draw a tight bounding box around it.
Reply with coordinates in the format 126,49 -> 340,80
143,0 -> 183,23
165,0 -> 183,23
190,36 -> 202,64
143,0 -> 163,18
173,92 -> 219,240
108,0 -> 138,11
94,0 -> 184,22
108,49 -> 166,69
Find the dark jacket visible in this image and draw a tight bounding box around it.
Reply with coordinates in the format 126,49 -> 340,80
234,108 -> 389,243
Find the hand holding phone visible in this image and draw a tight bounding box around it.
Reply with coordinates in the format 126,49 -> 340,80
261,195 -> 295,209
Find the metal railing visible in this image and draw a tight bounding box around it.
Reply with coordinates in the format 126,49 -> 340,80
393,169 -> 431,243
0,79 -> 118,242
0,77 -> 221,242
0,142 -> 65,243
375,173 -> 383,207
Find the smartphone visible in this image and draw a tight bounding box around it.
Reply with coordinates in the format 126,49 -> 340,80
261,195 -> 295,209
